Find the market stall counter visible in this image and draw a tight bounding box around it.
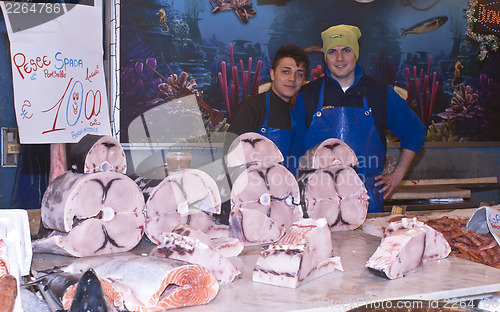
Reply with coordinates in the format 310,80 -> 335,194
26,209 -> 500,312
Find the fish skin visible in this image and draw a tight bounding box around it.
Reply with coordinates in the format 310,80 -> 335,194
0,274 -> 17,312
401,16 -> 448,38
69,269 -> 111,312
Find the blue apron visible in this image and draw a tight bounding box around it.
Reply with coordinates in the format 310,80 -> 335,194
303,80 -> 386,212
258,91 -> 296,161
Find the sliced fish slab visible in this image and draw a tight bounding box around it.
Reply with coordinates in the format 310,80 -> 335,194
225,132 -> 283,168
383,217 -> 451,261
231,163 -> 302,231
151,232 -> 241,284
253,218 -> 343,288
229,208 -> 284,245
37,171 -> 145,257
70,134 -> 126,174
299,138 -> 357,171
139,169 -> 222,244
366,228 -> 426,279
299,165 -> 368,231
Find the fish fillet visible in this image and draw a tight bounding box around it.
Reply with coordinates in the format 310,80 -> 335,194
151,232 -> 240,284
366,228 -> 426,279
253,218 -> 343,288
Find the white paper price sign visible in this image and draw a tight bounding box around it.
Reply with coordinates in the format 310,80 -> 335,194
0,1 -> 111,143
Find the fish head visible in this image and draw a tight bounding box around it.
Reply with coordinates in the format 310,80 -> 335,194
69,269 -> 109,312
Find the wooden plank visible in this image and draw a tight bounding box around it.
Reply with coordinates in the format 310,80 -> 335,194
389,185 -> 471,200
399,177 -> 497,186
383,201 -> 478,212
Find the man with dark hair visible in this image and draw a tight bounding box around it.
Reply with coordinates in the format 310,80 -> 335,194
226,44 -> 309,162
292,24 -> 426,213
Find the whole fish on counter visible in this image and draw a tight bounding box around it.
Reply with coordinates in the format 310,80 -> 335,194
56,254 -> 220,311
34,171 -> 146,257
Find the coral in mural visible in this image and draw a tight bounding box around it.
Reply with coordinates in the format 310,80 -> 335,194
121,58 -> 163,105
405,55 -> 439,127
209,0 -> 257,24
218,43 -> 262,118
434,78 -> 500,141
426,119 -> 464,142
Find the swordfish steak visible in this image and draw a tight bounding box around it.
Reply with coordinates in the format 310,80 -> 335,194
225,132 -> 284,167
230,163 -> 302,232
299,138 -> 358,171
299,165 -> 368,231
35,171 -> 145,257
70,134 -> 127,174
137,168 -> 223,244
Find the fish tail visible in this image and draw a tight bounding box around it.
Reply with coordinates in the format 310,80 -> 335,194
401,29 -> 407,38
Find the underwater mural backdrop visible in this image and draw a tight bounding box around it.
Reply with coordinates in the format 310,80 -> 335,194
119,0 -> 500,144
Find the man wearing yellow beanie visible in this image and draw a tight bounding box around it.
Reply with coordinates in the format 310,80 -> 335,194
291,24 -> 426,213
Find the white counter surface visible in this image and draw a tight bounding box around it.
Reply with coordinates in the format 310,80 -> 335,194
32,228 -> 500,312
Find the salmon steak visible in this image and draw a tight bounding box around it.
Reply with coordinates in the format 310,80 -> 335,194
59,254 -> 219,311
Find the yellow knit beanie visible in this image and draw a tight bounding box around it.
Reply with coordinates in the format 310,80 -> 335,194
321,24 -> 362,60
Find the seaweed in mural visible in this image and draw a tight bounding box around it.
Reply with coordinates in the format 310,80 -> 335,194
405,55 -> 440,127
218,43 -> 262,118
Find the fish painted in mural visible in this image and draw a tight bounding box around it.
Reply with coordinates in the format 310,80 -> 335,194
209,0 -> 256,24
156,8 -> 169,33
401,16 -> 448,38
